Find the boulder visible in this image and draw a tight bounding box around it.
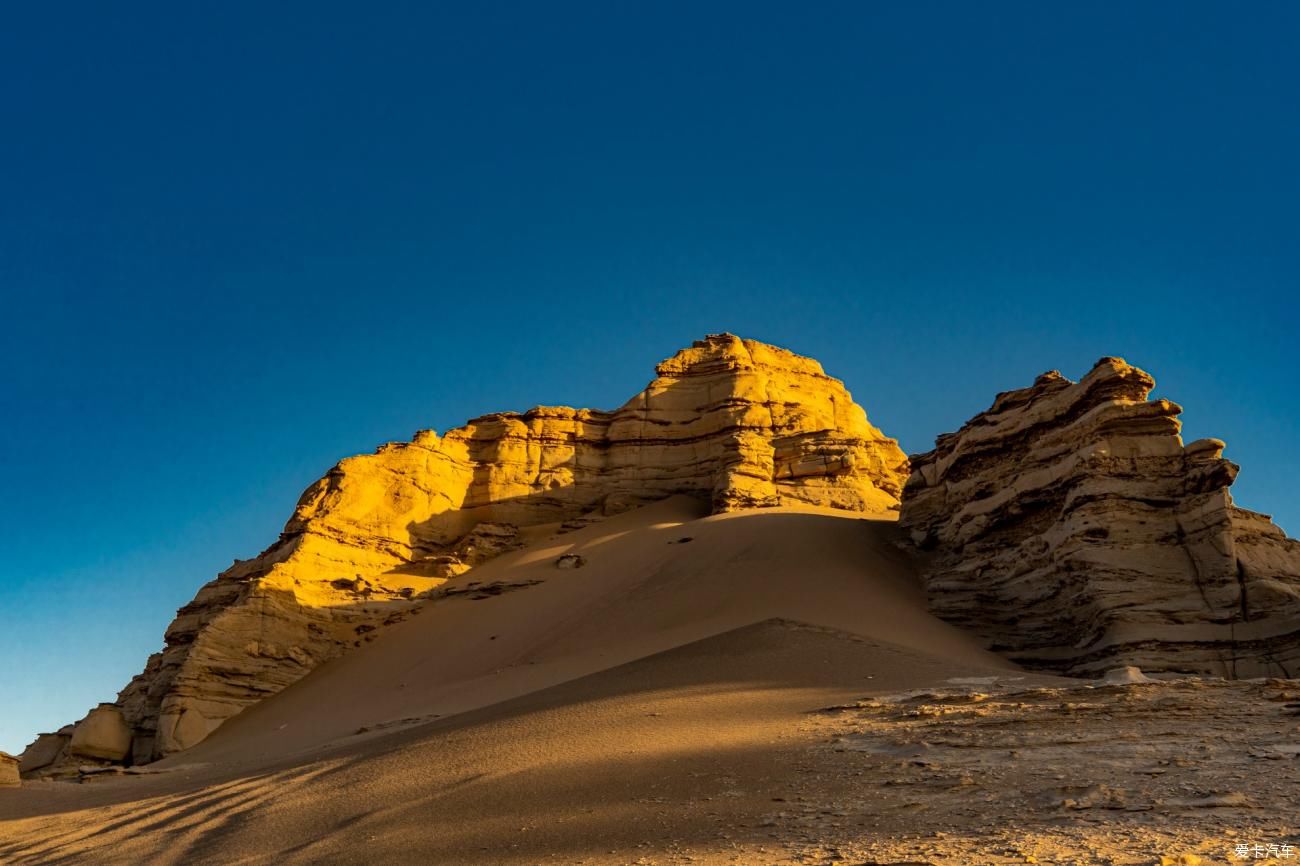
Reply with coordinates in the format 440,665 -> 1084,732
68,704 -> 132,762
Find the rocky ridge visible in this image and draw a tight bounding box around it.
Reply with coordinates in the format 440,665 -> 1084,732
20,334 -> 907,774
899,356 -> 1300,677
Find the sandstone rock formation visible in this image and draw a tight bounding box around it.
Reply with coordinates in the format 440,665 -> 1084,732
899,356 -> 1300,677
68,705 -> 132,762
0,753 -> 19,788
24,334 -> 906,772
17,728 -> 71,776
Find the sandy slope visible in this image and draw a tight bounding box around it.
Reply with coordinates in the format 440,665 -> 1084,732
0,499 -> 1031,864
166,496 -> 1011,770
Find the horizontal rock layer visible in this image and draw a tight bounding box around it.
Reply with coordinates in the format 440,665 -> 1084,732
899,357 -> 1300,677
26,334 -> 906,772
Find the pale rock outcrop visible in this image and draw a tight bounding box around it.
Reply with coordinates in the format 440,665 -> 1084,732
68,704 -> 132,762
1101,666 -> 1153,685
30,334 -> 906,770
18,727 -> 71,775
900,357 -> 1300,677
0,752 -> 19,788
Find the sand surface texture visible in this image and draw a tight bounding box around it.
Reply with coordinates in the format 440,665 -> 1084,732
3,499 -> 1294,864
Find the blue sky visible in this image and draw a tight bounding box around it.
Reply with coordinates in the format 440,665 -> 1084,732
1,2 -> 1297,754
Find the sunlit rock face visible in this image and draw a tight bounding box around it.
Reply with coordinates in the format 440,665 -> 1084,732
27,334 -> 906,771
67,704 -> 132,761
0,753 -> 19,788
899,357 -> 1300,677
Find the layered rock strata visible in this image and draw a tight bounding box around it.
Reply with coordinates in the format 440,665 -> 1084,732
25,334 -> 906,772
899,357 -> 1300,677
0,753 -> 19,788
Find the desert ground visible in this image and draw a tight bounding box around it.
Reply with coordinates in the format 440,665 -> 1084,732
3,500 -> 1297,865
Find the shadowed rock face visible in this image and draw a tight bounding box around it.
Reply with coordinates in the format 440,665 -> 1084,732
899,356 -> 1300,677
25,334 -> 906,772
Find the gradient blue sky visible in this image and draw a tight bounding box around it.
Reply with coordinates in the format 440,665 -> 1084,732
2,2 -> 1297,754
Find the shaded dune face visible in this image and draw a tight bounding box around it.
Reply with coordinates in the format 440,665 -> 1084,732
22,334 -> 907,773
162,498 -> 1007,771
0,504 -> 1032,866
900,356 -> 1300,677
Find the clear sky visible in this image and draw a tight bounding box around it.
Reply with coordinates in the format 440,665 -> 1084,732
1,2 -> 1297,754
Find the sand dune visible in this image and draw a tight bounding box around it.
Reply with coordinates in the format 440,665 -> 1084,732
0,500 -> 1031,864
173,496 -> 1010,769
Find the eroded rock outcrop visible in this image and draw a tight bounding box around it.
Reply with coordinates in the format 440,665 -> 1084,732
68,704 -> 132,762
899,357 -> 1300,677
17,728 -> 71,776
26,334 -> 905,771
0,753 -> 19,788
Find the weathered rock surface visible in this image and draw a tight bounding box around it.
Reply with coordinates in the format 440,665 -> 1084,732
0,753 -> 19,788
27,334 -> 905,770
899,356 -> 1300,677
791,675 -> 1300,865
18,727 -> 71,775
68,705 -> 132,762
